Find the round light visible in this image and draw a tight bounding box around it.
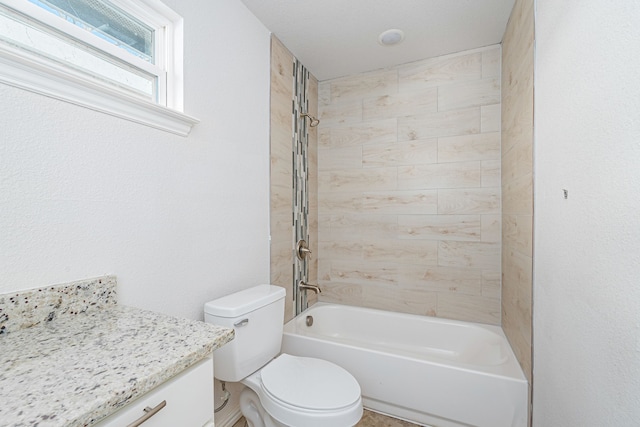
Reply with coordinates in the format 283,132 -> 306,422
378,29 -> 405,46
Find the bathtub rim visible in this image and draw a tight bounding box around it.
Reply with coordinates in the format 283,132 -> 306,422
283,301 -> 527,382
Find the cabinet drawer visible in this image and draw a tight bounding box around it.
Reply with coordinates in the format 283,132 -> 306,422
94,357 -> 214,427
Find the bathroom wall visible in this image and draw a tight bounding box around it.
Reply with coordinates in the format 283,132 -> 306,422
0,0 -> 271,321
269,36 -> 318,322
270,36 -> 296,319
317,46 -> 502,324
501,0 -> 534,383
533,0 -> 640,425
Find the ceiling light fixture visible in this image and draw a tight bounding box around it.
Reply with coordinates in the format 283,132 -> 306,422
378,29 -> 405,46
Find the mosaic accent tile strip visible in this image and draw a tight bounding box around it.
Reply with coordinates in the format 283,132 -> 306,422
0,275 -> 117,334
293,58 -> 310,314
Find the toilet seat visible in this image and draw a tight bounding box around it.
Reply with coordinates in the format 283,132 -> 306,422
243,353 -> 363,427
261,354 -> 361,410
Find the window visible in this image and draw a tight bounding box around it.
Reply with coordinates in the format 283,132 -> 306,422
0,0 -> 197,135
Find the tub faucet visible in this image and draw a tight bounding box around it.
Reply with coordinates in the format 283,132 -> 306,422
298,281 -> 322,294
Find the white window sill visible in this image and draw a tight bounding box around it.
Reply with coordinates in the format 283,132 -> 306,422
0,48 -> 199,137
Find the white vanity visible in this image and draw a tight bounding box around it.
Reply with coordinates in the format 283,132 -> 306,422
94,357 -> 214,426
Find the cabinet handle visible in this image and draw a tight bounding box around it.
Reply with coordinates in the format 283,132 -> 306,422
126,400 -> 167,427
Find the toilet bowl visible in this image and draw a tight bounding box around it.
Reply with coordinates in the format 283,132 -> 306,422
204,285 -> 362,427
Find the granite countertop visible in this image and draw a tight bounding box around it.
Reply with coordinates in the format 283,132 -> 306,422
0,304 -> 234,427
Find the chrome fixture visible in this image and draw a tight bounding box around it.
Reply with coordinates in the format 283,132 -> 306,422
305,315 -> 314,327
296,239 -> 312,261
300,112 -> 320,127
298,281 -> 321,294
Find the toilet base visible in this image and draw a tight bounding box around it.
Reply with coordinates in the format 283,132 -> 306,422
240,387 -> 285,427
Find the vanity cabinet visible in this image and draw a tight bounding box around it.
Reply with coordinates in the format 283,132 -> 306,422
94,357 -> 214,427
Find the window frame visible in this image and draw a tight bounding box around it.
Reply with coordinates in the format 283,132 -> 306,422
0,0 -> 197,136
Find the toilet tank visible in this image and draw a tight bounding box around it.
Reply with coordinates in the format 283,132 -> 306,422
204,285 -> 286,382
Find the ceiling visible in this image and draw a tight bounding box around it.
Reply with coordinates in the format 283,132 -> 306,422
240,0 -> 516,81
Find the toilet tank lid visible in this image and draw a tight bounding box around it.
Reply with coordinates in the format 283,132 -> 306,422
204,285 -> 286,318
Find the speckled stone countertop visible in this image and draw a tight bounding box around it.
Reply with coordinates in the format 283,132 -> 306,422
0,278 -> 234,427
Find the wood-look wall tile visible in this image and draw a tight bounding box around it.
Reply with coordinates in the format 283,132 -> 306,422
438,132 -> 500,163
318,146 -> 362,170
438,294 -> 500,324
398,161 -> 482,190
502,172 -> 533,215
318,81 -> 331,105
358,214 -> 399,239
437,78 -> 500,111
270,213 -> 292,237
501,135 -> 533,182
270,150 -> 293,188
362,283 -> 438,316
481,214 -> 501,243
481,159 -> 501,187
331,260 -> 398,286
324,167 -> 398,192
330,69 -> 398,101
398,108 -> 480,140
438,241 -> 500,269
319,119 -> 397,148
318,282 -> 364,306
318,257 -> 331,282
317,170 -> 331,193
481,104 -> 501,132
318,215 -> 331,242
326,214 -> 398,240
363,139 -> 437,168
326,215 -> 364,239
271,37 -> 293,81
502,247 -> 532,301
502,0 -> 534,81
398,215 -> 481,241
361,190 -> 438,215
318,192 -> 362,214
503,214 -> 533,257
271,184 -> 292,212
362,239 -> 438,265
363,88 -> 437,121
400,265 -> 483,295
481,270 -> 501,299
308,75 -> 319,116
398,52 -> 482,92
318,99 -> 362,125
482,46 -> 501,78
270,241 -> 293,288
313,43 -> 506,325
502,76 -> 533,154
319,240 -> 364,261
438,188 -> 501,214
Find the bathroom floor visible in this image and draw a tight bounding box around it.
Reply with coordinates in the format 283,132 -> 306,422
232,410 -> 423,427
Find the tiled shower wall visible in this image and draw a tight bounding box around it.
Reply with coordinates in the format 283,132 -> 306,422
317,46 -> 502,324
501,0 -> 534,382
270,36 -> 318,322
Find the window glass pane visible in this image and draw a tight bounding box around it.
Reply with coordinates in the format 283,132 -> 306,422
28,0 -> 154,63
0,6 -> 155,99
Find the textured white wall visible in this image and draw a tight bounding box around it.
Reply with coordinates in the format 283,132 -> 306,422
0,0 -> 271,321
533,1 -> 640,425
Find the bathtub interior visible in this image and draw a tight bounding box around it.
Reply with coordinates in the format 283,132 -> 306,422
285,303 -> 522,373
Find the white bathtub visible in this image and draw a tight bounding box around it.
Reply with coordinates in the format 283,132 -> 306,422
282,303 -> 528,427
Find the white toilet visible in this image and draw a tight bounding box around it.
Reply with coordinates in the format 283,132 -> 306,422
204,285 -> 362,427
